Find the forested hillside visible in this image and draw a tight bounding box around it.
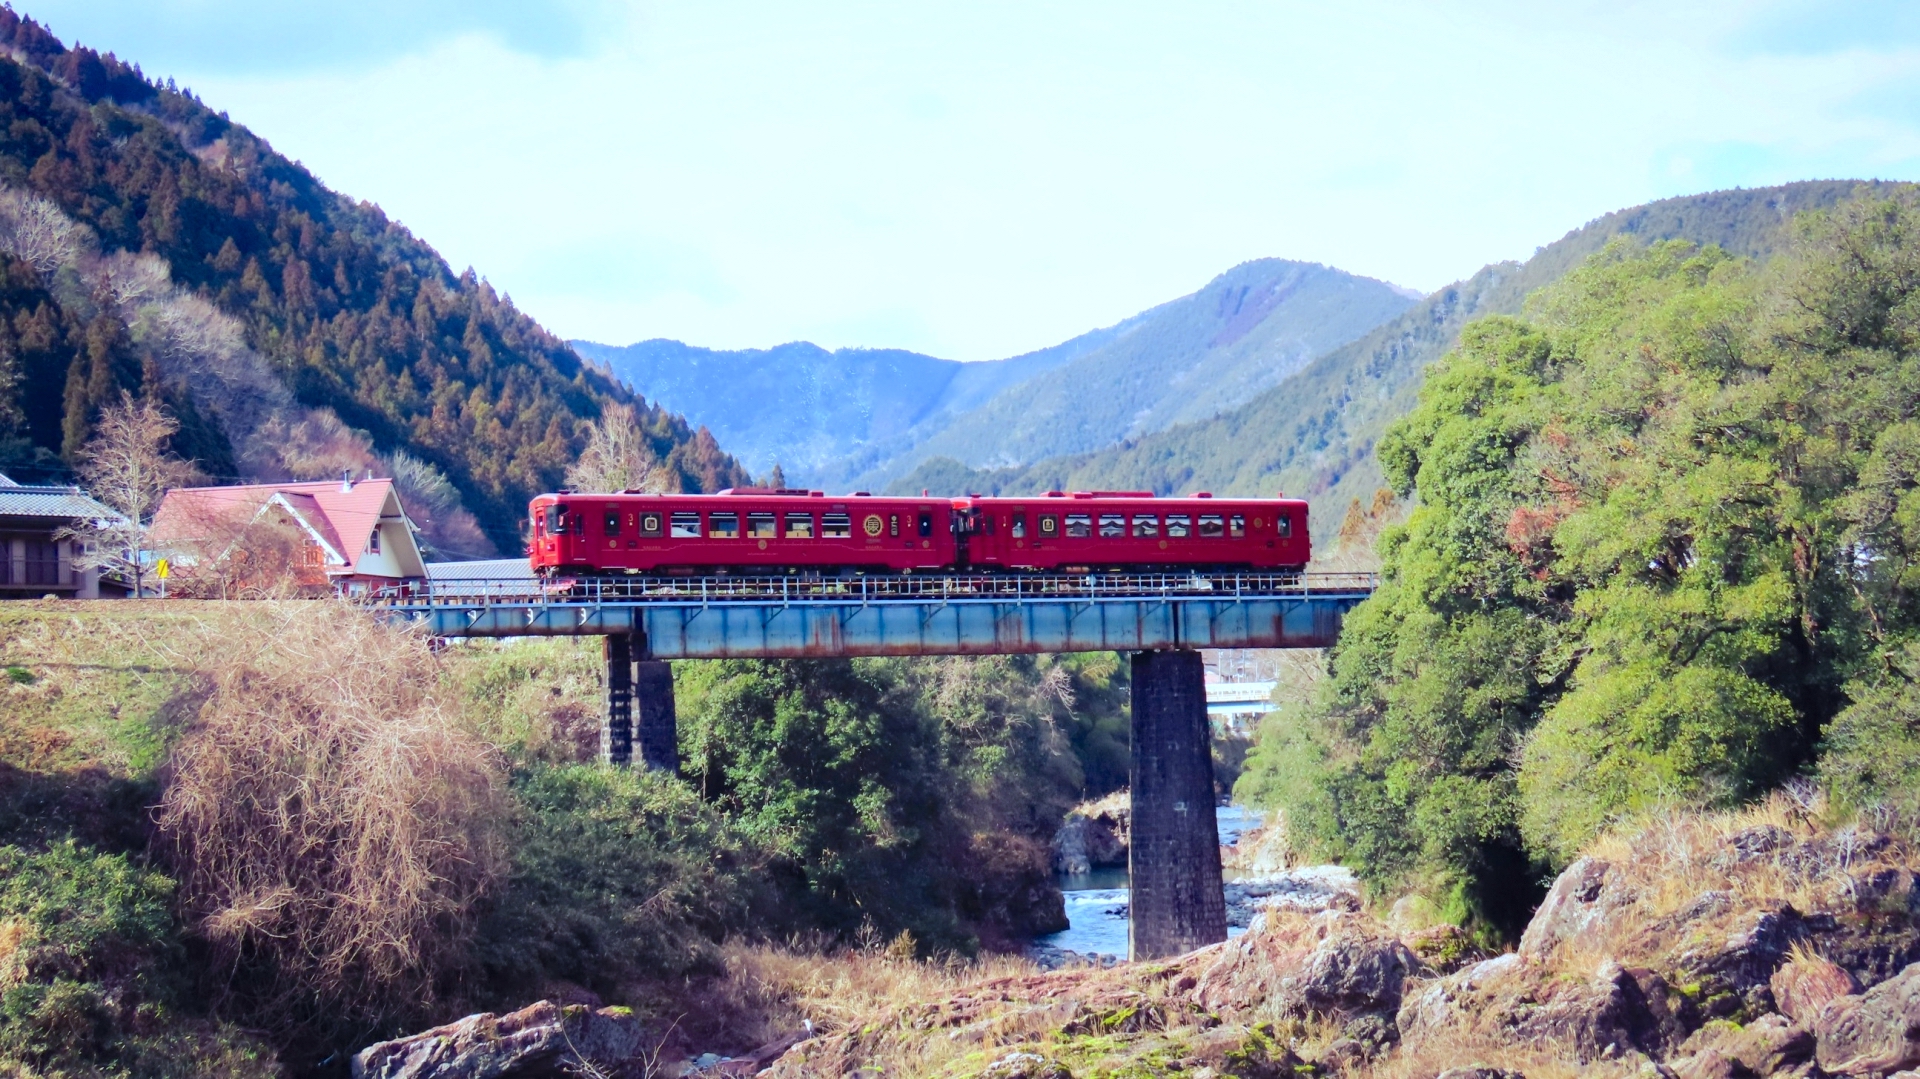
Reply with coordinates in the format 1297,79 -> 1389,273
1238,186 -> 1920,937
0,12 -> 746,552
892,182 -> 1886,545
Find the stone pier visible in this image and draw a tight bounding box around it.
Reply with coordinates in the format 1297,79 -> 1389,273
1128,648 -> 1227,960
604,633 -> 634,766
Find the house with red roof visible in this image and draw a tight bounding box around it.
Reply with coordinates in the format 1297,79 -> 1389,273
150,474 -> 426,597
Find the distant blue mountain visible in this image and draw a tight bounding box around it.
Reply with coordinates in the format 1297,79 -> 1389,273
573,258 -> 1416,487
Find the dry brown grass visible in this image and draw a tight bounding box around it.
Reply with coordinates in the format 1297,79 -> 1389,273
153,601 -> 507,1037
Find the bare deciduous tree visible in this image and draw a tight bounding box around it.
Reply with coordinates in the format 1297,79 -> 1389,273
566,403 -> 680,493
59,393 -> 200,596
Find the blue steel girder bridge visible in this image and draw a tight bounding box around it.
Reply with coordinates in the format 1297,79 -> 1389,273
371,569 -> 1376,960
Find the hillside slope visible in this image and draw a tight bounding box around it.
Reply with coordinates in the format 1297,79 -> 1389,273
0,13 -> 746,551
889,181 -> 1887,544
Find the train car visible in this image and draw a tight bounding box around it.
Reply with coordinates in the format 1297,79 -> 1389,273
527,489 -> 959,575
960,491 -> 1309,573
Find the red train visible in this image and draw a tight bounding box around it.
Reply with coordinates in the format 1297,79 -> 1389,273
526,489 -> 1309,576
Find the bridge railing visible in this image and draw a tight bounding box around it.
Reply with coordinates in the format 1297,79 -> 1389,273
366,570 -> 1380,608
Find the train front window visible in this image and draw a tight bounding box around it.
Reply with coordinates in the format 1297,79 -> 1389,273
1133,514 -> 1159,538
1011,514 -> 1027,539
552,504 -> 570,534
1278,514 -> 1293,538
1165,514 -> 1191,538
1229,514 -> 1246,538
710,513 -> 739,538
747,512 -> 777,538
670,512 -> 702,538
1199,514 -> 1225,538
785,513 -> 815,539
821,513 -> 851,538
604,511 -> 620,536
1098,514 -> 1124,538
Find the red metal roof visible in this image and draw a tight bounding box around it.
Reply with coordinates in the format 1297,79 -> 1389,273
151,478 -> 412,577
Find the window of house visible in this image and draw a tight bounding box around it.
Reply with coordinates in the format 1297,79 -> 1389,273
709,512 -> 739,538
369,526 -> 383,554
1038,514 -> 1059,539
1229,514 -> 1245,538
603,511 -> 620,537
1278,514 -> 1293,538
785,512 -> 814,538
917,512 -> 933,537
1165,514 -> 1191,538
23,540 -> 58,585
1011,513 -> 1027,539
670,512 -> 702,538
1199,514 -> 1225,538
640,511 -> 666,537
822,513 -> 852,538
1098,513 -> 1125,538
1133,514 -> 1159,538
747,512 -> 777,538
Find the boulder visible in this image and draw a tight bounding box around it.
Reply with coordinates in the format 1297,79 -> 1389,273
1051,809 -> 1127,875
1670,1014 -> 1815,1078
1814,960 -> 1920,1076
352,1001 -> 644,1079
1191,910 -> 1421,1023
1398,957 -> 1688,1066
1518,857 -> 1633,961
1433,1070 -> 1525,1079
1772,956 -> 1860,1025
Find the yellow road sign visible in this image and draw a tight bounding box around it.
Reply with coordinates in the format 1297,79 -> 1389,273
155,558 -> 170,580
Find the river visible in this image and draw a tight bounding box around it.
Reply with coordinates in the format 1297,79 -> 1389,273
1038,804 -> 1264,959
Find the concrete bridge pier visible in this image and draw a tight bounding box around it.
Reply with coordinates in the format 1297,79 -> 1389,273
633,659 -> 679,772
604,634 -> 679,771
604,633 -> 635,766
1128,648 -> 1228,960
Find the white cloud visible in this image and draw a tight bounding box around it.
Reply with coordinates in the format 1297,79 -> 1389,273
26,0 -> 1920,359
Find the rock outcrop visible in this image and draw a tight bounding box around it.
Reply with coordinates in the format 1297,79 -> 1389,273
1815,960 -> 1920,1076
352,1001 -> 644,1079
1050,800 -> 1129,876
1193,909 -> 1421,1024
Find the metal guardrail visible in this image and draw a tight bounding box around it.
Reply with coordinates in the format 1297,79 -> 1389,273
368,570 -> 1379,608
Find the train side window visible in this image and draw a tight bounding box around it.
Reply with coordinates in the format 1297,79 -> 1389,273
639,510 -> 665,537
1278,514 -> 1293,538
1229,514 -> 1245,538
1098,513 -> 1124,538
747,512 -> 777,538
821,513 -> 851,538
552,504 -> 570,534
890,515 -> 900,537
604,510 -> 621,536
1199,514 -> 1225,537
709,512 -> 739,538
785,513 -> 815,538
1065,514 -> 1092,538
1132,514 -> 1159,538
1038,514 -> 1059,538
1011,513 -> 1027,539
1165,514 -> 1190,538
984,515 -> 996,535
670,511 -> 702,538
917,512 -> 933,537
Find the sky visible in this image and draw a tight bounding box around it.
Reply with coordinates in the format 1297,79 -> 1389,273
27,1 -> 1920,360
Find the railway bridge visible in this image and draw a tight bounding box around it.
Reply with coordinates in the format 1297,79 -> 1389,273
374,569 -> 1376,960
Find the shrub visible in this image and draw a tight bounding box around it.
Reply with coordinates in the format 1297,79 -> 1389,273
0,841 -> 173,1066
154,602 -> 506,1045
1821,643 -> 1920,828
475,764 -> 769,1001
